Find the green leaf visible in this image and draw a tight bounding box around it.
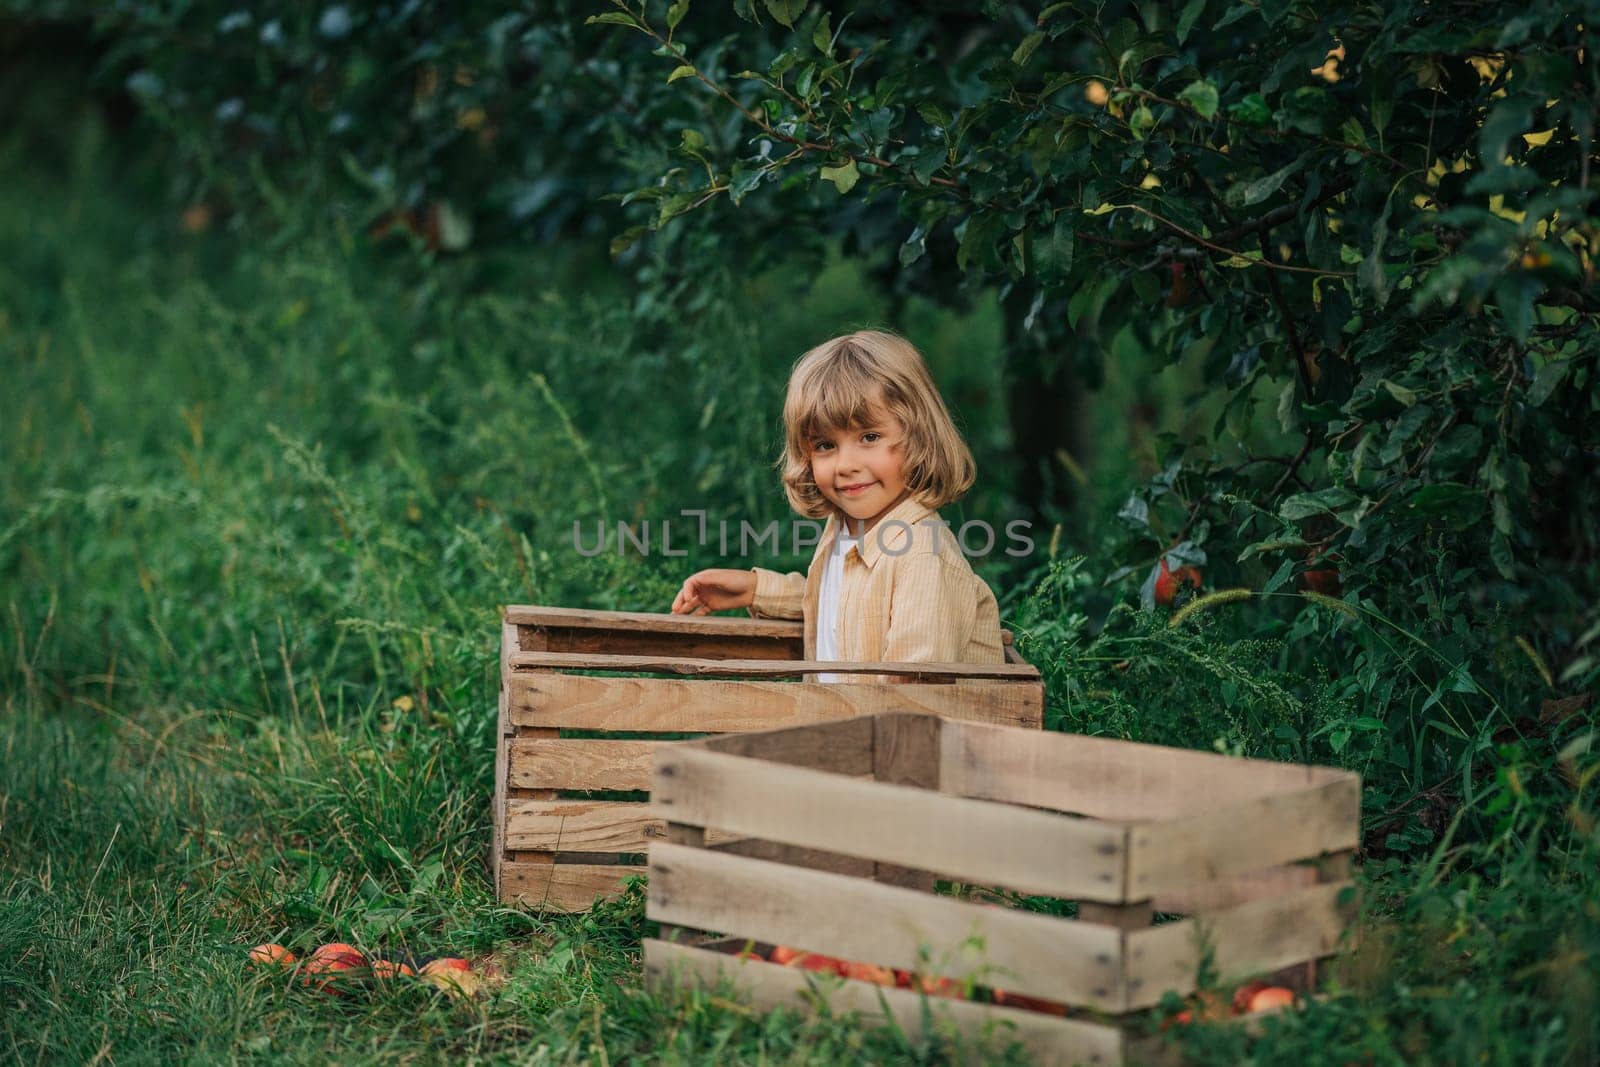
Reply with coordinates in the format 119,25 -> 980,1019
586,12 -> 642,28
1527,359 -> 1569,407
1034,214 -> 1074,284
819,159 -> 859,194
812,11 -> 832,54
1177,79 -> 1219,120
1360,191 -> 1395,307
1280,487 -> 1359,522
1227,91 -> 1270,126
667,65 -> 696,83
1225,155 -> 1301,208
679,128 -> 707,154
956,211 -> 1007,273
899,225 -> 926,268
909,148 -> 944,187
1176,0 -> 1207,43
1012,31 -> 1045,67
728,164 -> 766,206
763,0 -> 805,29
667,0 -> 691,30
1380,379 -> 1419,408
609,226 -> 647,257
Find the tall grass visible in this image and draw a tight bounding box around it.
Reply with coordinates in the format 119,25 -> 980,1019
4,101 -> 1598,1067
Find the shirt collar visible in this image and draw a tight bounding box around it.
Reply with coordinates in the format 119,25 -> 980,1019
832,495 -> 937,570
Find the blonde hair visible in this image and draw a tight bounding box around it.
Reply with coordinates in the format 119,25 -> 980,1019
778,330 -> 976,518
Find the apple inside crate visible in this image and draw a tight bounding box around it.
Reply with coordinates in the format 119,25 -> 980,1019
493,606 -> 1046,913
643,713 -> 1360,1067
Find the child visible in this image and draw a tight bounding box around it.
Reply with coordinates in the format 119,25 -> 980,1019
670,329 -> 1004,682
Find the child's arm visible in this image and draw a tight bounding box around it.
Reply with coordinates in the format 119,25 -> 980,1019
671,567 -> 804,620
880,556 -> 972,674
747,567 -> 804,620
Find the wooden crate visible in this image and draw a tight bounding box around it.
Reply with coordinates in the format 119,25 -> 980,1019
643,712 -> 1360,1067
494,606 -> 1045,912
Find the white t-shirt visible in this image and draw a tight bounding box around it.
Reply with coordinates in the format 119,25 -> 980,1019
815,527 -> 861,683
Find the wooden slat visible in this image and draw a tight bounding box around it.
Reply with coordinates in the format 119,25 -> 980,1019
492,674 -> 510,894
873,714 -> 941,891
511,673 -> 1043,732
939,719 -> 1349,821
506,604 -> 801,638
507,738 -> 663,791
1126,776 -> 1361,900
500,861 -> 645,912
505,799 -> 739,852
507,605 -> 1014,646
702,716 -> 875,775
500,619 -> 521,691
508,649 -> 1040,681
1124,880 -> 1356,1010
1151,863 -> 1321,916
706,837 -> 877,878
652,747 -> 1127,901
647,841 -> 1127,1010
645,939 -> 1127,1067
535,628 -> 803,660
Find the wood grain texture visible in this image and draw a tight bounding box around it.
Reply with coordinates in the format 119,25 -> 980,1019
507,649 -> 1039,681
499,861 -> 645,912
701,716 -> 875,775
646,841 -> 1128,1011
652,745 -> 1127,900
504,799 -> 738,852
644,938 -> 1127,1067
506,604 -> 801,637
1127,776 -> 1362,900
872,714 -> 941,891
510,673 -> 1042,732
1124,880 -> 1356,1010
507,738 -> 663,791
939,718 -> 1348,821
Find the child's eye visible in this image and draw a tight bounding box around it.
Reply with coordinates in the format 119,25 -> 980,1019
812,440 -> 834,452
862,432 -> 882,444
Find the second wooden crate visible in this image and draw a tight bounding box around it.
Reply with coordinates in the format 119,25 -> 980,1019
644,712 -> 1360,1066
494,605 -> 1045,912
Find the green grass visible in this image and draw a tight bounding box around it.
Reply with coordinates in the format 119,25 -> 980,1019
3,107 -> 1599,1067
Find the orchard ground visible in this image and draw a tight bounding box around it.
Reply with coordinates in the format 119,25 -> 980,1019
3,87 -> 1598,1067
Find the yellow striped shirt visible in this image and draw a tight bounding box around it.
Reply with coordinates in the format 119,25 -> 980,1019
747,496 -> 1005,683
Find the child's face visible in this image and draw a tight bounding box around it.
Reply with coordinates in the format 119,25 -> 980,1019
807,403 -> 910,532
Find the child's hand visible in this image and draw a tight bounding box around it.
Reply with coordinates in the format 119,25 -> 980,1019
672,568 -> 756,614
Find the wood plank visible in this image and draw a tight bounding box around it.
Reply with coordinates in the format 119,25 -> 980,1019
507,606 -> 1014,647
1126,776 -> 1361,900
504,799 -> 738,852
506,604 -> 802,638
647,841 -> 1127,1010
537,628 -> 803,660
507,738 -> 663,791
1124,880 -> 1356,1010
500,619 -> 521,692
706,837 -> 877,878
939,719 -> 1349,821
507,649 -> 1040,681
644,938 -> 1127,1067
1077,901 -> 1153,931
511,673 -> 1043,733
1150,863 -> 1320,916
492,676 -> 509,895
500,861 -> 645,912
702,716 -> 875,775
873,714 -> 941,891
651,747 -> 1127,901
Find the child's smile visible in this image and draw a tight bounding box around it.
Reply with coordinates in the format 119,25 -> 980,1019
809,405 -> 910,534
